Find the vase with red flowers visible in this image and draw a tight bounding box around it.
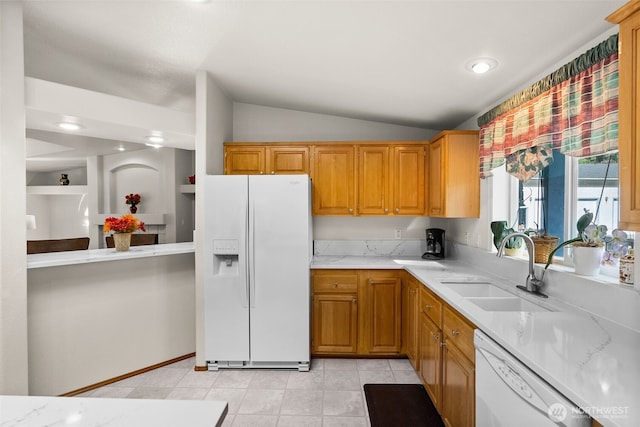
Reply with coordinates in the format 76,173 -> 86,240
125,193 -> 141,213
104,214 -> 146,251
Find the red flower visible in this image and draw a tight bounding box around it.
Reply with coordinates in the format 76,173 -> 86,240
104,214 -> 146,233
125,193 -> 141,205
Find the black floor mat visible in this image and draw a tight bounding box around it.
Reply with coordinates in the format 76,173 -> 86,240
364,383 -> 445,427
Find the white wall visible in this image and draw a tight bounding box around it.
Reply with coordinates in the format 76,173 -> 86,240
26,194 -> 89,240
233,103 -> 438,142
195,71 -> 233,367
0,1 -> 29,395
28,253 -> 195,396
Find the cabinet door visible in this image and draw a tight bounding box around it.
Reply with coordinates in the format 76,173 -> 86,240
393,145 -> 426,215
419,312 -> 442,410
402,276 -> 419,369
442,339 -> 475,427
312,294 -> 358,353
613,7 -> 640,230
266,146 -> 310,175
427,139 -> 444,216
225,146 -> 265,175
358,146 -> 390,215
365,275 -> 402,353
312,145 -> 356,215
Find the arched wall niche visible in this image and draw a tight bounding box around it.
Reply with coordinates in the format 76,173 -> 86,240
108,163 -> 161,214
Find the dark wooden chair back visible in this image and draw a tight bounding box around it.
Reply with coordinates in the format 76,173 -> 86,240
27,237 -> 90,254
105,233 -> 158,248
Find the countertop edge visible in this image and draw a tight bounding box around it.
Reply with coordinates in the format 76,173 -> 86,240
27,242 -> 195,269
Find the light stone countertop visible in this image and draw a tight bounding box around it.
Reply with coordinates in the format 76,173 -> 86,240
0,395 -> 227,426
27,242 -> 195,269
312,255 -> 639,427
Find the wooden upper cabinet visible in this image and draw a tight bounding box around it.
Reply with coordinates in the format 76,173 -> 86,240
224,144 -> 310,175
358,145 -> 390,215
608,2 -> 640,231
427,131 -> 480,218
224,146 -> 265,175
266,146 -> 309,175
312,145 -> 356,215
393,145 -> 426,215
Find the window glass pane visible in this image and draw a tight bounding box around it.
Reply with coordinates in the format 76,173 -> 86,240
577,153 -> 619,231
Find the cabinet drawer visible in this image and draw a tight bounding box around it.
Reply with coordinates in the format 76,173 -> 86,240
313,274 -> 358,293
420,286 -> 442,327
443,305 -> 475,362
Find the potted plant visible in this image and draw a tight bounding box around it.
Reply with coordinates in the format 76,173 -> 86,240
491,221 -> 523,256
104,214 -> 146,252
545,209 -> 610,276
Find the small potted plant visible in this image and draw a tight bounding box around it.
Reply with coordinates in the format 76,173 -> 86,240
104,214 -> 146,252
491,221 -> 523,256
545,209 -> 607,276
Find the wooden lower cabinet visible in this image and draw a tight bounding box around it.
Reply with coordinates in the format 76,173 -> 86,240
311,270 -> 359,354
419,312 -> 442,408
442,337 -> 475,427
402,273 -> 420,369
417,285 -> 476,427
312,294 -> 358,353
361,270 -> 402,354
311,269 -> 401,356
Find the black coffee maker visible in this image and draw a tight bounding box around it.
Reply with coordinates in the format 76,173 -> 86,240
422,228 -> 445,260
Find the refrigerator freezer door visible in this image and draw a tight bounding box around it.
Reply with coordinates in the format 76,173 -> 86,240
248,175 -> 311,363
204,175 -> 250,363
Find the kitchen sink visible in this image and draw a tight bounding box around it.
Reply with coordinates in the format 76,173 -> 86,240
444,283 -> 514,298
465,297 -> 549,312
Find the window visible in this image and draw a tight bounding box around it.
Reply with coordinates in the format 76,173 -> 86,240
510,151 -> 634,274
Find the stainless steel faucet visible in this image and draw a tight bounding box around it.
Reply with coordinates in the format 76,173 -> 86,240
496,232 -> 548,298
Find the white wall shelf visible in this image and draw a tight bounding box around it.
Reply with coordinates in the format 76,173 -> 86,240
27,185 -> 88,195
179,184 -> 195,194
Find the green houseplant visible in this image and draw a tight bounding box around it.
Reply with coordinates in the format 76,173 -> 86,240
491,221 -> 523,255
544,210 -> 604,275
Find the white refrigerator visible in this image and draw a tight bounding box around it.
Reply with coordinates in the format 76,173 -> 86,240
203,174 -> 312,371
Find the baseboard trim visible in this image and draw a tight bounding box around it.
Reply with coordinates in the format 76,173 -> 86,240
60,352 -> 196,396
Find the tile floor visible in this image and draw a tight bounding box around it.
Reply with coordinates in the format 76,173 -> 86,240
78,357 -> 421,426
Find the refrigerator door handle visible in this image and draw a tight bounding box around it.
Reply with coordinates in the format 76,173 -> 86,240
248,197 -> 256,308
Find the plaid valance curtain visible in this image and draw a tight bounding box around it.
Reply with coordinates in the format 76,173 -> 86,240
478,34 -> 619,181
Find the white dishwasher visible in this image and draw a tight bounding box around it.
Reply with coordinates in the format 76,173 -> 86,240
474,330 -> 590,427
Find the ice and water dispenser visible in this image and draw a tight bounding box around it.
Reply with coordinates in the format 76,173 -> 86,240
212,239 -> 240,276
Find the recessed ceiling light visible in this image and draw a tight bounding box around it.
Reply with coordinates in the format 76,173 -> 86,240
145,143 -> 163,149
146,135 -> 165,144
116,146 -> 125,152
57,122 -> 82,131
466,58 -> 498,74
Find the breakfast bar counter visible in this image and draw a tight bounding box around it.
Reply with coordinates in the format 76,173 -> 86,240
26,242 -> 195,269
26,244 -> 196,396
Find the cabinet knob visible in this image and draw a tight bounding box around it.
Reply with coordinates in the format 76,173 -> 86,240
349,208 -> 353,213
451,329 -> 460,337
332,283 -> 338,288
425,304 -> 432,311
384,208 -> 389,213
352,298 -> 357,304
259,171 -> 264,175
395,208 -> 399,213
271,171 -> 275,175
432,333 -> 440,342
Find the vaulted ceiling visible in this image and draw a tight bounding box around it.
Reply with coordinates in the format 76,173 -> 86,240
20,0 -> 624,170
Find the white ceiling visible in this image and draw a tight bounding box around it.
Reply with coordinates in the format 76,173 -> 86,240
20,0 -> 624,171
